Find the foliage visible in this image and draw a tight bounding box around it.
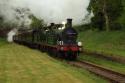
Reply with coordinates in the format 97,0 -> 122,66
0,8 -> 31,29
118,0 -> 125,28
0,16 -> 4,28
15,8 -> 31,28
88,0 -> 124,31
74,24 -> 92,32
30,15 -> 45,29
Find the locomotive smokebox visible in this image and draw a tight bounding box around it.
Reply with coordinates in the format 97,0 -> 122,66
67,18 -> 72,28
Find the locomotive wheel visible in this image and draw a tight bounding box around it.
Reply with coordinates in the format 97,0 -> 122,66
40,46 -> 46,52
56,51 -> 64,59
53,49 -> 58,57
72,52 -> 77,60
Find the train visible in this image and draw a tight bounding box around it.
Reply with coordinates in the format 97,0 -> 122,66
13,18 -> 82,60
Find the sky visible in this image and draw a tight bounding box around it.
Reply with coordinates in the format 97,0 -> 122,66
0,0 -> 90,25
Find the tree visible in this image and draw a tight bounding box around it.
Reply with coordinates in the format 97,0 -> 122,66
88,0 -> 123,31
29,15 -> 45,29
0,16 -> 4,28
0,8 -> 31,29
15,8 -> 31,28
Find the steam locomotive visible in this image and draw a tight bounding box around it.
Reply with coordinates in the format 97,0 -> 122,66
13,19 -> 82,60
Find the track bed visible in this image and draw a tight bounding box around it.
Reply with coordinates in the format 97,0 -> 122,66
68,61 -> 125,83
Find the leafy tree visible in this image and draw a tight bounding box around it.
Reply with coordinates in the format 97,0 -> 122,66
0,16 -> 4,28
88,0 -> 123,31
30,15 -> 45,29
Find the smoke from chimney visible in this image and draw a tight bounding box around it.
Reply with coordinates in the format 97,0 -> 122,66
0,0 -> 90,25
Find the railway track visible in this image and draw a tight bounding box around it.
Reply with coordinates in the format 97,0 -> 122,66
67,60 -> 125,83
82,50 -> 125,64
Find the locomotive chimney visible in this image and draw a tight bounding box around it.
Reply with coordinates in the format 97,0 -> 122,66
67,18 -> 72,28
51,23 -> 55,26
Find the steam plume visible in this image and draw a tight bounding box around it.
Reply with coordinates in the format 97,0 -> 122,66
0,0 -> 90,25
7,29 -> 17,42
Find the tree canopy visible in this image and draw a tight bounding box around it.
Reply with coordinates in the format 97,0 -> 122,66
88,0 -> 124,31
29,15 -> 45,29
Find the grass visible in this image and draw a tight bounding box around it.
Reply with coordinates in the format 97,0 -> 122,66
0,38 -> 8,47
78,30 -> 125,58
0,39 -> 107,83
79,54 -> 125,74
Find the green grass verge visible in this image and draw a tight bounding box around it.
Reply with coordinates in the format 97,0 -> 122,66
78,30 -> 125,57
0,38 -> 8,47
0,42 -> 107,83
79,55 -> 125,74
